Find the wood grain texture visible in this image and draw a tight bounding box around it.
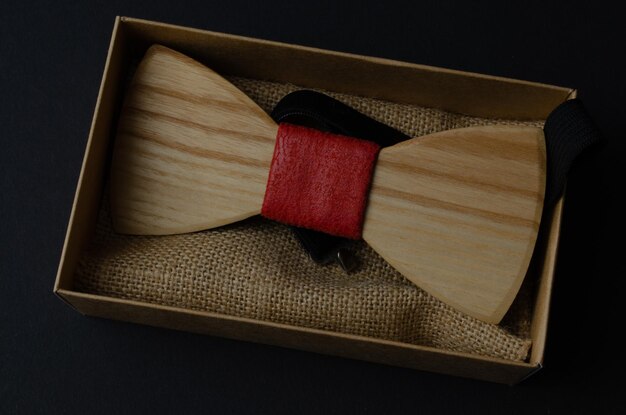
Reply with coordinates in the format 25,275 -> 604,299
111,45 -> 277,234
110,45 -> 546,323
363,126 -> 546,323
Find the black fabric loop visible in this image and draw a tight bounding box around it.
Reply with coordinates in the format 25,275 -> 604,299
543,98 -> 602,206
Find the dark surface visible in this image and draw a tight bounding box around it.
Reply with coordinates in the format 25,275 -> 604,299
1,1 -> 623,413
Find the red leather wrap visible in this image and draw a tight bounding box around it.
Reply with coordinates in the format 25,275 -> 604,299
261,123 -> 380,239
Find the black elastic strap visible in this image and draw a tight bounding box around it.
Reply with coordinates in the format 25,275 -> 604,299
544,99 -> 601,206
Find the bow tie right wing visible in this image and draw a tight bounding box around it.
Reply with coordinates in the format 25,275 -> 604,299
363,125 -> 546,323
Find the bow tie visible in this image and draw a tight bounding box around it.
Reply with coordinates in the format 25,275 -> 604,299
110,45 -> 546,324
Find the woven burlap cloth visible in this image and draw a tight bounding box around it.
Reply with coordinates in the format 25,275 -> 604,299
76,77 -> 544,361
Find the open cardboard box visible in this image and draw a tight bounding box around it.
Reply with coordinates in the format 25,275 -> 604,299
54,17 -> 571,384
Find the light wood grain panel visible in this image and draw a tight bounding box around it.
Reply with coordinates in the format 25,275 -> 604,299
111,45 -> 277,234
363,126 -> 546,323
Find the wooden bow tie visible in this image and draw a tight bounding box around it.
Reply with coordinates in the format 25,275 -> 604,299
110,45 -> 546,324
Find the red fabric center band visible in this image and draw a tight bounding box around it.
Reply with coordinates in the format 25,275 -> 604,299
261,123 -> 380,240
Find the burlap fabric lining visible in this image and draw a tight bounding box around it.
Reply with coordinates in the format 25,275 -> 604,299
75,76 -> 544,361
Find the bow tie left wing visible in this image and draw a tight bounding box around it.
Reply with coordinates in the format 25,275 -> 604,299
111,45 -> 277,235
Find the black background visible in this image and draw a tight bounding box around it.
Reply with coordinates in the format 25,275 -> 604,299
1,1 -> 624,413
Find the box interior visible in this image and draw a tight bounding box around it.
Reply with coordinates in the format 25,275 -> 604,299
55,17 -> 572,383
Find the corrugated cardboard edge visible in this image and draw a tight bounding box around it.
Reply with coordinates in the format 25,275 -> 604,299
122,18 -> 569,92
523,89 -> 578,380
56,289 -> 539,384
55,17 -> 125,297
119,17 -> 573,119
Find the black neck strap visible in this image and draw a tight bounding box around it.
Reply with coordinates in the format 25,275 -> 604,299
543,98 -> 601,206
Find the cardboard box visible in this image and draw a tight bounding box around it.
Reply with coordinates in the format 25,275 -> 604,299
54,16 -> 571,384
